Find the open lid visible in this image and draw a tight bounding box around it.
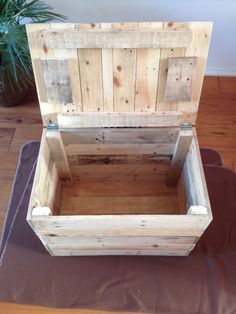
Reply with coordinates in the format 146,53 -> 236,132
26,22 -> 212,128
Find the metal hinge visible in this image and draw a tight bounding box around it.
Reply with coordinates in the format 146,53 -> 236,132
180,123 -> 192,130
47,123 -> 59,130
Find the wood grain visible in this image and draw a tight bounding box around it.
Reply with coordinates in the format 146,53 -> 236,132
0,70 -> 235,311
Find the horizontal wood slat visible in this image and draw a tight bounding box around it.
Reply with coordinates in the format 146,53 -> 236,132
57,112 -> 197,128
60,127 -> 179,145
48,248 -> 192,256
64,143 -> 175,156
43,28 -> 193,49
42,235 -> 198,246
67,154 -> 172,165
30,214 -> 211,237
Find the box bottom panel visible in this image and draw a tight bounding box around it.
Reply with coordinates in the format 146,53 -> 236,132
59,177 -> 181,215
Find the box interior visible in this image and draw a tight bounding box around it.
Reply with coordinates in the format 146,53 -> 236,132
34,126 -> 200,217
60,163 -> 181,216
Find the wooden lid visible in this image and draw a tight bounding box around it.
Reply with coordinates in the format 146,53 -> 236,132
26,22 -> 212,128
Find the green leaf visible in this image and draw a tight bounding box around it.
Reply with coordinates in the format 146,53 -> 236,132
0,0 -> 66,92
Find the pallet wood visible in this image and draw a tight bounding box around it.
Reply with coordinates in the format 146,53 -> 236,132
25,22 -> 213,256
45,129 -> 72,180
64,143 -> 175,156
0,75 -> 233,270
67,154 -> 172,165
60,127 -> 178,145
135,22 -> 162,111
27,130 -> 61,215
26,22 -> 212,126
30,214 -> 211,238
167,128 -> 193,186
68,164 -> 171,180
183,130 -> 211,215
43,28 -> 193,49
41,58 -> 72,104
165,57 -> 197,103
57,111 -> 197,128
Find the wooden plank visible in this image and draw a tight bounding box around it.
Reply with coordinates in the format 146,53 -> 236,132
62,179 -> 176,197
43,28 -> 193,49
68,154 -> 172,166
165,57 -> 197,103
135,48 -> 160,111
177,173 -> 187,214
101,23 -> 114,111
41,58 -> 72,104
45,129 -> 72,180
64,143 -> 175,156
50,23 -> 83,112
57,111 -> 196,128
26,24 -> 52,103
78,48 -> 103,111
156,23 -> 188,111
134,22 -> 162,111
179,22 -> 213,112
49,247 -> 191,256
30,214 -> 211,237
60,127 -> 179,145
60,195 -> 180,215
27,130 -> 60,218
42,235 -> 197,246
69,164 -> 170,181
183,128 -> 212,219
167,128 -> 193,186
48,241 -> 193,252
113,47 -> 136,111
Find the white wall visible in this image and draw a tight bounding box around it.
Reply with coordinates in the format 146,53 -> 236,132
47,0 -> 236,76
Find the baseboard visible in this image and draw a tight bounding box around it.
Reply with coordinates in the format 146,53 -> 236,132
205,66 -> 236,77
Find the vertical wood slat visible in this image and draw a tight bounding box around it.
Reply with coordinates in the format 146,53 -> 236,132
178,22 -> 213,112
50,24 -> 83,112
156,22 -> 189,111
101,23 -> 114,111
164,57 -> 197,103
45,130 -> 72,180
26,24 -> 52,103
78,48 -> 104,112
76,23 -> 103,112
135,22 -> 162,111
41,58 -> 72,104
112,23 -> 137,112
167,129 -> 193,186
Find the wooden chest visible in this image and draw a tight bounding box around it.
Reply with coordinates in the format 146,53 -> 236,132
26,22 -> 213,256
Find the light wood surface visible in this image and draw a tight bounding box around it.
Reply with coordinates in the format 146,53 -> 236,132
26,22 -> 212,127
0,74 -> 235,311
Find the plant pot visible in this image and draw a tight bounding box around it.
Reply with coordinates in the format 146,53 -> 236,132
0,79 -> 29,107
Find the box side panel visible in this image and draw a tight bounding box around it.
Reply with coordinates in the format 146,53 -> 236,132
30,214 -> 206,256
42,235 -> 198,256
31,214 -> 211,237
27,130 -> 61,220
183,128 -> 212,218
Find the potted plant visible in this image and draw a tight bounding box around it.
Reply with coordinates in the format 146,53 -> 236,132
0,0 -> 66,107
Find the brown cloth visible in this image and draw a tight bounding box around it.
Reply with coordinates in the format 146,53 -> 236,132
0,142 -> 235,314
